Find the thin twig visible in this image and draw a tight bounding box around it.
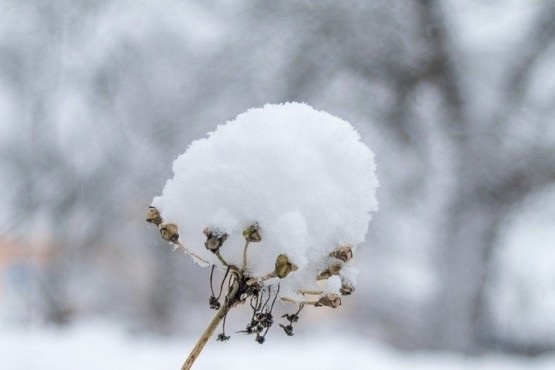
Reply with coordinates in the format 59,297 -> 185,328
175,241 -> 210,265
217,267 -> 231,300
209,265 -> 216,297
269,283 -> 280,311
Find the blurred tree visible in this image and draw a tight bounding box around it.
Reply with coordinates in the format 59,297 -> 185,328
0,0 -> 119,323
212,0 -> 555,353
1,0 -> 554,354
409,0 -> 555,352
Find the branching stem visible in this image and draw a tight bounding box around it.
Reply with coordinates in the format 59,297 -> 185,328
181,278 -> 241,370
214,250 -> 239,272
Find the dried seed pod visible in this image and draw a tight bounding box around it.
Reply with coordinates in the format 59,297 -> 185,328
279,323 -> 294,336
209,296 -> 221,310
242,223 -> 262,242
331,244 -> 353,263
317,263 -> 342,280
146,206 -> 163,226
217,333 -> 230,342
255,312 -> 273,328
160,224 -> 179,243
315,293 -> 341,308
282,313 -> 299,323
274,254 -> 298,278
203,227 -> 228,253
339,281 -> 355,296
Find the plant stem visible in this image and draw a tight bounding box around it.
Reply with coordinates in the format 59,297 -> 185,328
280,296 -> 317,305
242,240 -> 250,270
181,278 -> 240,370
175,241 -> 210,265
214,250 -> 239,272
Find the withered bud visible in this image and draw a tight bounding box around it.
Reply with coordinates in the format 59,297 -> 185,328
203,227 -> 228,253
340,282 -> 355,296
242,223 -> 262,242
146,206 -> 163,226
160,224 -> 179,243
280,323 -> 294,336
315,293 -> 342,308
331,245 -> 353,263
317,263 -> 342,280
209,296 -> 221,310
217,333 -> 230,342
274,254 -> 298,278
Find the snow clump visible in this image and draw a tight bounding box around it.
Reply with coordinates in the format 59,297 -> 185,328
151,102 -> 378,301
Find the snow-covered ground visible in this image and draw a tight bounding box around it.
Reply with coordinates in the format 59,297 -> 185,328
1,321 -> 554,370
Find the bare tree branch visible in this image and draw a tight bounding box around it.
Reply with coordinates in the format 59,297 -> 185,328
501,2 -> 555,110
416,0 -> 467,139
480,145 -> 555,206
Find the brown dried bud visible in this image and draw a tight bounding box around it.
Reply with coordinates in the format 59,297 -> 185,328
203,227 -> 228,253
146,206 -> 163,226
242,223 -> 262,242
340,282 -> 355,296
274,254 -> 298,278
331,245 -> 353,263
317,263 -> 342,280
160,224 -> 179,243
315,293 -> 341,308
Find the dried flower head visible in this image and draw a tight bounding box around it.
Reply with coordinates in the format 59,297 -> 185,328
159,224 -> 179,243
340,281 -> 355,296
203,227 -> 228,253
146,103 -> 378,369
273,254 -> 298,279
317,262 -> 342,280
146,206 -> 163,226
315,294 -> 342,309
331,245 -> 353,263
242,223 -> 262,242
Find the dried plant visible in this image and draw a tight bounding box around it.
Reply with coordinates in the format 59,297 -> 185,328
145,103 -> 378,369
147,209 -> 358,370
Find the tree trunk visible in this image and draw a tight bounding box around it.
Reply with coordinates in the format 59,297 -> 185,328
429,193 -> 502,352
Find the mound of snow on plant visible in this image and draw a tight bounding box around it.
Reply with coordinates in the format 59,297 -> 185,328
152,102 -> 378,296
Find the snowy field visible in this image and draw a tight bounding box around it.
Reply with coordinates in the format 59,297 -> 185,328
1,321 -> 554,370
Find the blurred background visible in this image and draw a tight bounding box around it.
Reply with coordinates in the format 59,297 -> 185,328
1,0 -> 555,368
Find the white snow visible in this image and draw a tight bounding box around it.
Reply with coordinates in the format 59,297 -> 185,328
152,102 -> 378,299
1,322 -> 555,370
324,275 -> 342,294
